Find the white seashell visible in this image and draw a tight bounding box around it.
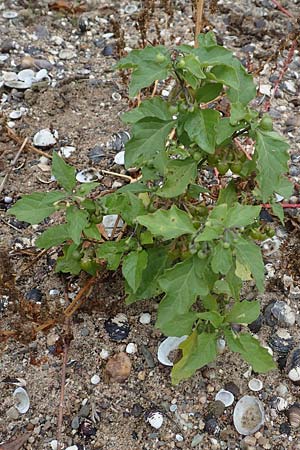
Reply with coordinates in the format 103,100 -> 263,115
276,397 -> 288,411
126,343 -> 137,354
175,434 -> 184,442
33,128 -> 57,147
146,411 -> 164,429
3,72 -> 18,82
248,378 -> 263,392
90,374 -> 100,385
9,110 -> 22,119
124,4 -> 138,14
60,146 -> 76,158
215,389 -> 234,407
139,312 -> 151,324
102,214 -> 124,237
65,446 -> 78,450
262,237 -> 281,256
216,338 -> 226,354
100,349 -> 110,359
4,80 -> 32,89
50,439 -> 58,450
59,49 -> 76,60
271,301 -> 295,327
112,92 -> 122,101
76,168 -> 101,183
3,10 -> 19,19
114,151 -> 125,165
13,387 -> 30,414
18,69 -> 35,82
275,193 -> 284,202
259,84 -> 272,96
233,395 -> 264,435
35,69 -> 48,82
157,336 -> 188,366
288,367 -> 300,383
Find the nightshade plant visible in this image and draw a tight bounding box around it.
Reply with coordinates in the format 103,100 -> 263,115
9,32 -> 292,383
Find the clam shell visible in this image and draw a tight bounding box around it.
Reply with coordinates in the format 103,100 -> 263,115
18,69 -> 35,82
271,301 -> 295,327
233,396 -> 264,435
248,378 -> 263,392
287,404 -> 300,428
114,151 -> 125,165
102,214 -> 124,237
146,411 -> 164,429
157,336 -> 187,366
76,168 -> 101,183
13,387 -> 30,414
215,389 -> 234,407
33,128 -> 57,147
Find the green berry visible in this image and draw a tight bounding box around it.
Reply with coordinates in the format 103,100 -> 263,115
193,151 -> 202,161
223,242 -> 230,249
230,161 -> 243,174
197,250 -> 207,259
168,104 -> 179,115
217,162 -> 230,175
155,52 -> 167,63
260,115 -> 273,131
177,58 -> 186,69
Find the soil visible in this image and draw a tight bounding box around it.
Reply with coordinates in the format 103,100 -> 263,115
0,1 -> 300,449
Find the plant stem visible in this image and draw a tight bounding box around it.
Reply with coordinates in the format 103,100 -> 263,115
194,0 -> 205,47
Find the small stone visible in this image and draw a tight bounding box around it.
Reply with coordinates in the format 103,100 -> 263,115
279,422 -> 291,435
175,434 -> 184,442
282,80 -> 296,94
71,415 -> 80,430
191,434 -> 204,447
80,327 -> 89,337
50,440 -> 58,450
88,145 -> 105,162
65,446 -> 78,450
59,49 -> 76,60
131,403 -> 144,417
243,436 -> 257,446
104,352 -> 132,382
102,45 -> 114,56
78,404 -> 90,418
259,84 -> 272,96
91,374 -> 100,385
139,312 -> 151,324
3,10 -> 18,19
100,349 -> 110,359
126,342 -> 137,354
141,344 -> 155,368
25,288 -> 43,303
276,383 -> 288,397
6,406 -> 19,420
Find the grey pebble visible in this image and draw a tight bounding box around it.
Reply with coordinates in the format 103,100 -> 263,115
141,344 -> 155,368
191,434 -> 204,447
78,404 -> 90,418
289,165 -> 300,177
6,406 -> 19,420
71,415 -> 80,430
102,45 -> 114,56
80,327 -> 89,337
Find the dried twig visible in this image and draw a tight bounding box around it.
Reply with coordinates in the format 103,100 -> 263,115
0,216 -> 23,233
5,126 -> 53,159
56,334 -> 69,450
100,169 -> 132,181
0,137 -> 28,194
194,0 -> 205,47
271,0 -> 294,18
234,137 -> 252,161
18,248 -> 49,276
63,276 -> 96,317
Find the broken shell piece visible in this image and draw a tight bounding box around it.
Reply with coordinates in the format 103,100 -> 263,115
287,347 -> 300,384
261,237 -> 281,256
215,389 -> 234,407
100,349 -> 110,359
139,312 -> 151,324
248,378 -> 263,392
13,387 -> 30,414
233,396 -> 264,435
126,343 -> 137,354
275,397 -> 288,412
102,214 -> 124,237
268,329 -> 294,356
287,404 -> 300,428
217,338 -> 226,354
18,69 -> 35,82
146,411 -> 164,429
4,79 -> 32,89
104,313 -> 130,341
271,301 -> 295,327
114,151 -> 125,165
157,336 -> 187,366
76,168 -> 101,183
9,110 -> 22,119
3,10 -> 19,19
60,146 -> 76,158
33,128 -> 57,147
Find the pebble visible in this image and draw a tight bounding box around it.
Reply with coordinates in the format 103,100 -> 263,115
276,383 -> 288,397
88,145 -> 105,162
126,342 -> 137,354
78,404 -> 90,418
141,344 -> 155,368
3,10 -> 18,19
6,406 -> 19,420
59,49 -> 76,60
102,45 -> 114,56
282,80 -> 297,95
131,403 -> 144,417
100,349 -> 110,359
139,312 -> 151,324
65,446 -> 78,450
90,374 -> 100,385
191,434 -> 204,447
71,415 -> 80,429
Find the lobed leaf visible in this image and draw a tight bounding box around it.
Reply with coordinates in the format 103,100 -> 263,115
36,223 -> 71,249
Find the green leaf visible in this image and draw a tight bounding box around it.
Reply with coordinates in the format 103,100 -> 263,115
226,59 -> 257,105
211,242 -> 233,275
172,331 -> 217,384
7,191 -> 66,225
210,64 -> 239,89
157,158 -> 197,198
226,300 -> 260,324
157,256 -> 211,332
195,224 -> 223,242
197,31 -> 217,47
255,129 -> 290,202
275,176 -> 293,198
55,243 -> 82,275
195,83 -> 223,103
234,237 -> 264,292
225,268 -> 242,301
52,152 -> 76,192
271,202 -> 284,224
197,311 -> 223,328
187,184 -> 210,199
225,204 -> 261,228
96,240 -> 128,270
36,224 -> 70,249
215,118 -> 243,146
122,250 -> 148,293
115,46 -> 172,97
66,206 -> 89,245
137,205 -> 195,240
213,279 -> 231,296
117,182 -> 151,194
217,181 -> 237,206
125,118 -> 175,168
101,192 -> 146,225
122,97 -> 173,124
75,182 -> 99,196
83,223 -> 102,240
184,109 -> 220,154
156,312 -> 197,337
126,247 -> 170,303
183,54 -> 206,79
230,102 -> 248,125
226,330 -> 276,373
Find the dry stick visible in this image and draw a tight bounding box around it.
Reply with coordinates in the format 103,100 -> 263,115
99,169 -> 132,181
0,137 -> 28,194
5,126 -> 53,159
151,80 -> 159,97
0,216 -> 23,233
56,319 -> 70,450
234,137 -> 252,161
194,0 -> 205,47
263,38 -> 298,112
18,248 -> 49,276
271,0 -> 295,18
63,276 -> 96,317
